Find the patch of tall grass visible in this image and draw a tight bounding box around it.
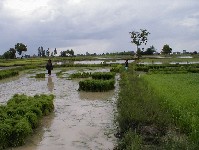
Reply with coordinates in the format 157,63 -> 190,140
0,69 -> 19,80
116,64 -> 191,149
142,73 -> 199,147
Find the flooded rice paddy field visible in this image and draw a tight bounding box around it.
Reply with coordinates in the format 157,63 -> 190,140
0,68 -> 119,150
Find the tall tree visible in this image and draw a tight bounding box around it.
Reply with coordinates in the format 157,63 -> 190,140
129,29 -> 150,58
162,44 -> 172,54
15,43 -> 27,55
69,49 -> 74,56
40,46 -> 46,57
54,48 -> 57,55
46,48 -> 50,57
38,47 -> 41,57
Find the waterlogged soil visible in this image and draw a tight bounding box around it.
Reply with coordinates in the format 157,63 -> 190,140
0,68 -> 119,150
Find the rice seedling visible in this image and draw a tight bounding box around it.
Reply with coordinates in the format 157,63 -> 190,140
35,73 -> 45,78
115,64 -> 193,149
0,94 -> 54,149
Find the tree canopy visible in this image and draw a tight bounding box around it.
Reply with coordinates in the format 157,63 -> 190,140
15,43 -> 27,55
162,44 -> 172,54
2,48 -> 16,59
145,45 -> 156,55
129,29 -> 150,58
60,49 -> 74,57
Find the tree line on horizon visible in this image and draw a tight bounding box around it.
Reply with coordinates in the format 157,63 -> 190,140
0,29 -> 196,59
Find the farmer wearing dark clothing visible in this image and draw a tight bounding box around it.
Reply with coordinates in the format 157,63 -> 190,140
125,59 -> 128,70
46,59 -> 53,75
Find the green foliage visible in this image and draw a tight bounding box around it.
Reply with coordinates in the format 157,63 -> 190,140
35,73 -> 45,78
2,48 -> 16,59
110,64 -> 123,73
0,94 -> 54,149
117,130 -> 142,150
144,45 -> 156,55
0,69 -> 19,80
129,29 -> 150,58
129,29 -> 150,47
79,79 -> 115,92
0,123 -> 12,149
162,44 -> 172,54
15,43 -> 27,55
135,64 -> 199,74
91,72 -> 115,80
11,118 -> 32,146
142,73 -> 199,147
25,112 -> 38,129
116,66 -> 192,148
78,71 -> 116,92
60,49 -> 74,57
69,72 -> 91,78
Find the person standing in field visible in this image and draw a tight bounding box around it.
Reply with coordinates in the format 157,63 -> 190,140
125,59 -> 128,70
46,59 -> 53,75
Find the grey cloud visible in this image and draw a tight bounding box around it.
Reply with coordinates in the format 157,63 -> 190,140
1,0 -> 199,55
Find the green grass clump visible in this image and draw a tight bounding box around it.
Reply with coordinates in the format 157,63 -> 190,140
110,64 -> 123,73
69,72 -> 91,78
91,72 -> 115,80
35,73 -> 45,78
0,70 -> 19,80
117,130 -> 142,150
0,94 -> 54,149
79,79 -> 115,92
78,71 -> 116,92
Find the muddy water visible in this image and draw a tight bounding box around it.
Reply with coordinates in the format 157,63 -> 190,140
1,69 -> 119,150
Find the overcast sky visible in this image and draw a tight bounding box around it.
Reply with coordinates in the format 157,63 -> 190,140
0,0 -> 199,55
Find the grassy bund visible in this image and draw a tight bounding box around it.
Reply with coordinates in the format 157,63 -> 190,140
116,62 -> 199,149
0,94 -> 54,149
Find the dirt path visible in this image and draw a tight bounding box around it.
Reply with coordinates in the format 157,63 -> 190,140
1,69 -> 119,150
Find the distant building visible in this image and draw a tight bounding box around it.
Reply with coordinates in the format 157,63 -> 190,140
173,52 -> 181,55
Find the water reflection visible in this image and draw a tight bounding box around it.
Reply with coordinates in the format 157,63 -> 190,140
79,91 -> 114,101
47,76 -> 54,92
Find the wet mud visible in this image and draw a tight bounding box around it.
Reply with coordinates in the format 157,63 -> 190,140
0,68 -> 119,150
